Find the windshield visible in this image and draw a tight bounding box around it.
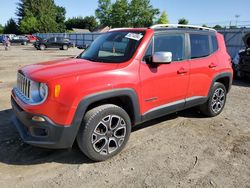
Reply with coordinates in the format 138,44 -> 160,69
79,31 -> 145,63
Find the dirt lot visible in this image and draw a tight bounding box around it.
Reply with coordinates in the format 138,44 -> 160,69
0,45 -> 249,188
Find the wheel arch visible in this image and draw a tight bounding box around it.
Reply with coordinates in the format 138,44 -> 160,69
68,88 -> 141,145
208,72 -> 233,97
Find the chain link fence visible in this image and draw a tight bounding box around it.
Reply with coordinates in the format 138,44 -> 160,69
218,28 -> 250,58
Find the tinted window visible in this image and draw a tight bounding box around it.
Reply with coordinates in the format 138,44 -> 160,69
48,37 -> 55,42
56,37 -> 62,42
154,34 -> 185,61
190,34 -> 210,59
211,35 -> 218,53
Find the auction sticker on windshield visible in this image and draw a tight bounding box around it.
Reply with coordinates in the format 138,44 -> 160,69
125,33 -> 143,41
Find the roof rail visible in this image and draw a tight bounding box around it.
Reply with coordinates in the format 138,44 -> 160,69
109,28 -> 134,32
150,24 -> 216,32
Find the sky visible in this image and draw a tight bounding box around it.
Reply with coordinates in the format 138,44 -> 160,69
0,0 -> 250,27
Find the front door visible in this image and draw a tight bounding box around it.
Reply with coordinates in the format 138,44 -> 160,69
140,32 -> 190,117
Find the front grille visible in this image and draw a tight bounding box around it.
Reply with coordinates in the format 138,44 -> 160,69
17,73 -> 31,99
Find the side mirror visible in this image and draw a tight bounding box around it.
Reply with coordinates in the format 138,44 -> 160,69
153,52 -> 172,64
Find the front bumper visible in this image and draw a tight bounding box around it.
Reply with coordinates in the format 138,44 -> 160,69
11,97 -> 77,149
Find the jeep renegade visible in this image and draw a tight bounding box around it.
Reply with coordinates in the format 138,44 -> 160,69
11,24 -> 233,161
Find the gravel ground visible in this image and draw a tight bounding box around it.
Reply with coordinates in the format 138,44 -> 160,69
0,45 -> 249,188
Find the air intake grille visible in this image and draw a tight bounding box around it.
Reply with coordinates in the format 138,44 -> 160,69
17,73 -> 31,99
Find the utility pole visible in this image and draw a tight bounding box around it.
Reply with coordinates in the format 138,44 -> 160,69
235,14 -> 240,27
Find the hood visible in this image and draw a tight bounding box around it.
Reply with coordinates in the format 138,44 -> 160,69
21,58 -> 119,82
243,33 -> 250,48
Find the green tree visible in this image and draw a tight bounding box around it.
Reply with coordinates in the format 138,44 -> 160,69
156,10 -> 169,24
65,16 -> 98,32
202,24 -> 208,27
178,18 -> 188,25
55,6 -> 66,32
84,16 -> 98,31
213,25 -> 222,30
110,0 -> 129,27
95,0 -> 112,26
19,15 -> 38,33
16,0 -> 66,33
0,24 -> 4,34
4,18 -> 19,34
129,0 -> 160,27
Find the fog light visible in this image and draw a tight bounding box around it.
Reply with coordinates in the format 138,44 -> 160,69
32,116 -> 45,122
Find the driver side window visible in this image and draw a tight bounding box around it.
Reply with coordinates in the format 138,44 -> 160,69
154,34 -> 185,62
143,34 -> 185,62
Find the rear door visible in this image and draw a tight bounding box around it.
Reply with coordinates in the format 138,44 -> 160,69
140,31 -> 190,115
47,37 -> 56,48
187,33 -> 219,99
55,37 -> 63,48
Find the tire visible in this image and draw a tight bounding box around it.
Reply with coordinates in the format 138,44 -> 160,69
200,82 -> 227,117
77,104 -> 131,161
39,44 -> 46,50
62,44 -> 68,50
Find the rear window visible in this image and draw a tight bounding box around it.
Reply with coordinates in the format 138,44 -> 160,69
190,34 -> 210,59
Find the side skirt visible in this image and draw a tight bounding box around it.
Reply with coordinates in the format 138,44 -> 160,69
142,96 -> 207,123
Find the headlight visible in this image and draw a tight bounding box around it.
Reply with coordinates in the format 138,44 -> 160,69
39,83 -> 48,99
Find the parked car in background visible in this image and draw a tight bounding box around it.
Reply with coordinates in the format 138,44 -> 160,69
10,35 -> 29,45
34,37 -> 73,50
26,35 -> 37,43
77,43 -> 89,50
232,33 -> 250,79
0,34 -> 16,43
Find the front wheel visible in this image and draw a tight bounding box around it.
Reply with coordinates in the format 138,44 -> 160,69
200,82 -> 227,117
77,104 -> 131,161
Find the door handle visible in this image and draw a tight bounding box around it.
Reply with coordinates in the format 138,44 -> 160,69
177,67 -> 188,74
209,62 -> 218,68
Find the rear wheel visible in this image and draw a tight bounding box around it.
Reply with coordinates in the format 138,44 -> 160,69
200,82 -> 227,117
39,44 -> 46,50
77,104 -> 131,161
62,44 -> 68,50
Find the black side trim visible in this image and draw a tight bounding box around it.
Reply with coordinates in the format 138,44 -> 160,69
208,72 -> 233,97
71,88 -> 141,135
184,96 -> 207,109
142,99 -> 185,122
142,96 -> 208,123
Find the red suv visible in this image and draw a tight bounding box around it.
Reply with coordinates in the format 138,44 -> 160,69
11,24 -> 233,161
